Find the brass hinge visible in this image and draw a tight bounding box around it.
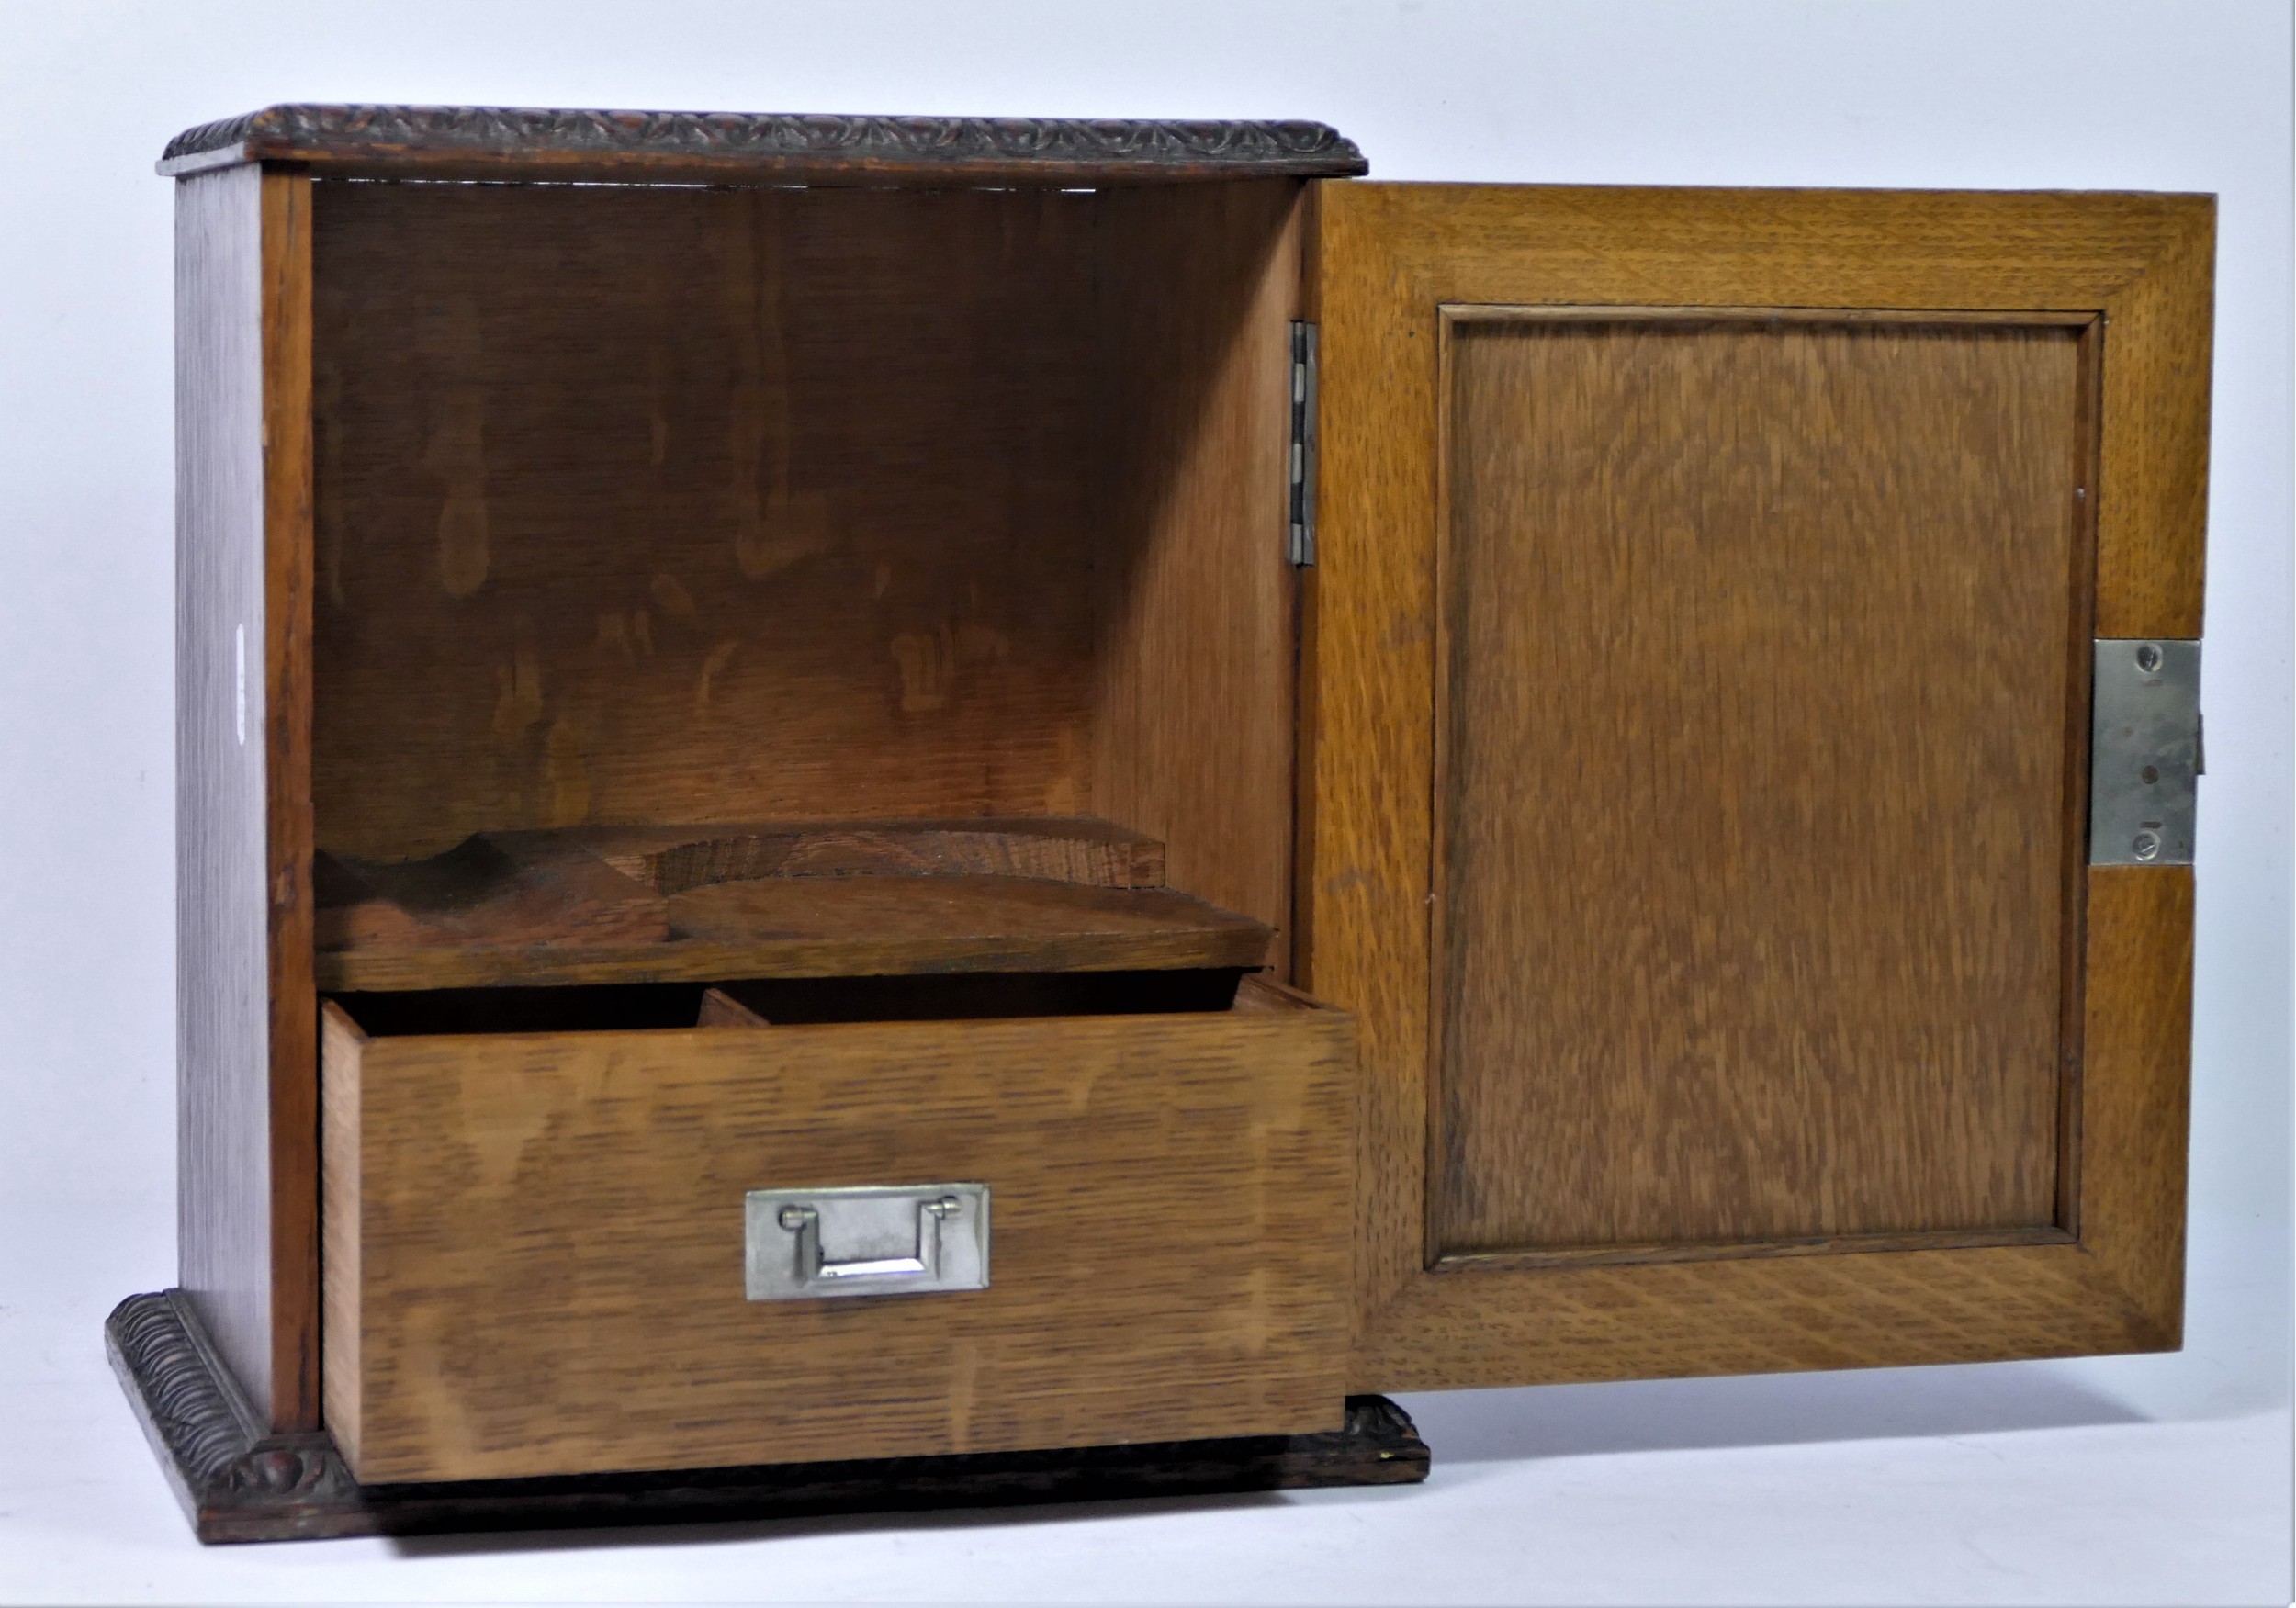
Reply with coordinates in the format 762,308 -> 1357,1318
1289,321 -> 1318,567
2090,638 -> 2201,866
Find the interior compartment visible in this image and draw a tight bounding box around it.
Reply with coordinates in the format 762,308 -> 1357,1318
310,818 -> 1270,991
309,176 -> 1305,989
329,967 -> 1254,1037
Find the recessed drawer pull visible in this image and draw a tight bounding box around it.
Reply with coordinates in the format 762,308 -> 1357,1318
780,1198 -> 953,1282
744,1184 -> 990,1301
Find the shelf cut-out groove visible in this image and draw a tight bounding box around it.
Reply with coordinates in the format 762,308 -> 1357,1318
313,817 -> 1269,993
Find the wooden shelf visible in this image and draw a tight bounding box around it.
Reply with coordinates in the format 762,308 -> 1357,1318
313,818 -> 1270,993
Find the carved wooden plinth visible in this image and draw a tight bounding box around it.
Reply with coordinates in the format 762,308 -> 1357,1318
108,1290 -> 1430,1545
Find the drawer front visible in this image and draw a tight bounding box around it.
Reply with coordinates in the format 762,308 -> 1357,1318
321,992 -> 1354,1483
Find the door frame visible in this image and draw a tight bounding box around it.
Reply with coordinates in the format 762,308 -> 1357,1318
1300,180 -> 2212,1390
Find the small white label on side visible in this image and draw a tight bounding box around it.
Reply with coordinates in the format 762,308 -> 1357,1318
234,624 -> 246,747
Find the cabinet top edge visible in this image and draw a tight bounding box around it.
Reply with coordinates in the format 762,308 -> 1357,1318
157,104 -> 1369,185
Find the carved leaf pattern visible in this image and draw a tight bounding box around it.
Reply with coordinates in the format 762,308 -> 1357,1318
163,105 -> 1367,176
108,1286 -> 1424,1542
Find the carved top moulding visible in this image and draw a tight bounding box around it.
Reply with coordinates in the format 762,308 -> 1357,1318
158,104 -> 1369,186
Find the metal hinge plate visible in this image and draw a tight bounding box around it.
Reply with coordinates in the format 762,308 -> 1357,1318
2089,638 -> 2201,866
1289,321 -> 1318,566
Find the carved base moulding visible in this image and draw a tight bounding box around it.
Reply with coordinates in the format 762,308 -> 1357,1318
107,1291 -> 1431,1545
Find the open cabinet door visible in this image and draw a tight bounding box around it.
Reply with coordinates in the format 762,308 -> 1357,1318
1302,182 -> 2212,1391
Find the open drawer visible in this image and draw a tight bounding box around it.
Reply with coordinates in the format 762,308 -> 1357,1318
320,973 -> 1355,1484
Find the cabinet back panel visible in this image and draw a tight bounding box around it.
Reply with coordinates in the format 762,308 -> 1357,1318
312,183 -> 1099,862
1435,314 -> 2088,1256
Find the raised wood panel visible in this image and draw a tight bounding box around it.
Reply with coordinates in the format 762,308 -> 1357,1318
1311,182 -> 2210,1390
321,990 -> 1355,1483
1433,312 -> 2088,1258
177,163 -> 317,1430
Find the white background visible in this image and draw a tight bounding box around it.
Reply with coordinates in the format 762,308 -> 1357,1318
0,1 -> 2287,1602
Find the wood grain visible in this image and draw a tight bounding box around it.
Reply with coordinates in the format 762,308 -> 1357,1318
568,816 -> 1167,893
313,838 -> 666,952
312,822 -> 1270,993
2092,209 -> 2215,637
1309,182 -> 2211,1389
1434,312 -> 2085,1255
696,987 -> 770,1028
321,992 -> 1355,1482
176,163 -> 318,1430
1092,181 -> 1306,973
709,969 -> 1247,1024
318,1005 -> 363,1460
311,182 -> 1102,862
2074,866 -> 2195,1344
260,166 -> 320,1433
667,875 -> 1268,963
315,817 -> 1168,955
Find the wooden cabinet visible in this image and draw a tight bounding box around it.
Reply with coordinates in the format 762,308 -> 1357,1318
112,106 -> 2212,1543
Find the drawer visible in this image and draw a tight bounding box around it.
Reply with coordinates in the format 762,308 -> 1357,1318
320,973 -> 1355,1483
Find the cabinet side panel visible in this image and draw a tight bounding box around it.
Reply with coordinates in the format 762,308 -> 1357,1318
1435,317 -> 2083,1255
176,163 -> 272,1412
1092,180 -> 1303,971
259,168 -> 319,1429
175,163 -> 317,1431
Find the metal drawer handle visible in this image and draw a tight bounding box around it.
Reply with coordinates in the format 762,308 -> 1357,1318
778,1198 -> 956,1285
743,1183 -> 990,1301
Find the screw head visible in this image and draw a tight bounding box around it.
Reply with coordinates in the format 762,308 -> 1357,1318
2132,831 -> 2161,861
2135,643 -> 2163,674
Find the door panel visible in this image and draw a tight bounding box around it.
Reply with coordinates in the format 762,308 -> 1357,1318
1436,311 -> 2087,1261
1305,183 -> 2212,1390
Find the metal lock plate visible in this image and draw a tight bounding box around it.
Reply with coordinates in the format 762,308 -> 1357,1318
2089,638 -> 2201,867
743,1183 -> 990,1301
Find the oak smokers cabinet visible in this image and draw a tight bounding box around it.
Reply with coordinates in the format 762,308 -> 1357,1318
110,107 -> 2212,1543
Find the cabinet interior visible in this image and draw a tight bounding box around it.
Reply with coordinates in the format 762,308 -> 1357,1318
308,175 -> 1306,993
